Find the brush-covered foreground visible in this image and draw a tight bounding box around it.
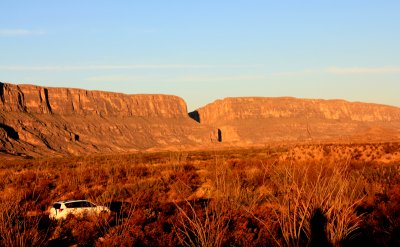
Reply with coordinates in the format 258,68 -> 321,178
1,143 -> 400,246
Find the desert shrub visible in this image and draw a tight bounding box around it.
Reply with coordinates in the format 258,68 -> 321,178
225,205 -> 277,247
97,202 -> 180,247
0,192 -> 49,246
323,145 -> 331,156
48,215 -> 102,246
169,166 -> 201,200
382,142 -> 400,154
358,184 -> 400,246
140,203 -> 181,246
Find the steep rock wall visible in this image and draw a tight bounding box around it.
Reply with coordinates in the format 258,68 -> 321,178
191,97 -> 400,143
194,97 -> 400,123
0,83 -> 187,117
0,82 -> 214,157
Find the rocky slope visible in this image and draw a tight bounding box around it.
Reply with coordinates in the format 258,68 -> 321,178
190,97 -> 400,143
0,82 -> 215,157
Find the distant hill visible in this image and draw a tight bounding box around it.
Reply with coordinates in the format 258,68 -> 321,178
1,82 -> 400,157
190,97 -> 400,143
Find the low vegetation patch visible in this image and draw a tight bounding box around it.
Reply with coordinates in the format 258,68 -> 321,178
0,143 -> 399,246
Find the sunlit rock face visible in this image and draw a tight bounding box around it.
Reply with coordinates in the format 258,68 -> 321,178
0,83 -> 188,117
191,97 -> 400,143
0,82 -> 214,157
2,82 -> 400,158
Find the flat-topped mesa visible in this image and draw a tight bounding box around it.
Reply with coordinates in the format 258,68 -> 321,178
0,82 -> 187,117
0,82 -> 217,157
194,97 -> 400,123
190,97 -> 400,143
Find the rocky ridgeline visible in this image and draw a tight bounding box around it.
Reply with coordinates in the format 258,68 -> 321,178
190,97 -> 400,143
0,82 -> 214,157
193,97 -> 400,123
1,82 -> 400,157
0,83 -> 187,117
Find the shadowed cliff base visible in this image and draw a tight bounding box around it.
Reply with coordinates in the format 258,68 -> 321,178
0,123 -> 19,140
188,110 -> 200,123
0,82 -> 4,103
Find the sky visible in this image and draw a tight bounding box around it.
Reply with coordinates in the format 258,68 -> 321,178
1,1 -> 400,111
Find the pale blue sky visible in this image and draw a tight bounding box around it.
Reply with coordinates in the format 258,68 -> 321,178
1,1 -> 399,110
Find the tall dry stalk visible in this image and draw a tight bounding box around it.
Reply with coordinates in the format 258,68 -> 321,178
174,199 -> 229,247
174,156 -> 231,247
0,192 -> 47,247
270,161 -> 365,246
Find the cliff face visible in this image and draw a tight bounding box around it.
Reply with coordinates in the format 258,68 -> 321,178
195,97 -> 400,123
2,82 -> 400,158
0,83 -> 187,117
192,97 -> 400,143
0,82 -> 214,157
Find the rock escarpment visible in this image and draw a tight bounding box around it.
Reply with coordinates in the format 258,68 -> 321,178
2,82 -> 400,158
191,97 -> 400,143
0,83 -> 188,117
0,82 -> 214,157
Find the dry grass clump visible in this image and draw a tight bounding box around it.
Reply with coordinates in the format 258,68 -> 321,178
269,161 -> 365,246
0,191 -> 50,246
175,199 -> 230,247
